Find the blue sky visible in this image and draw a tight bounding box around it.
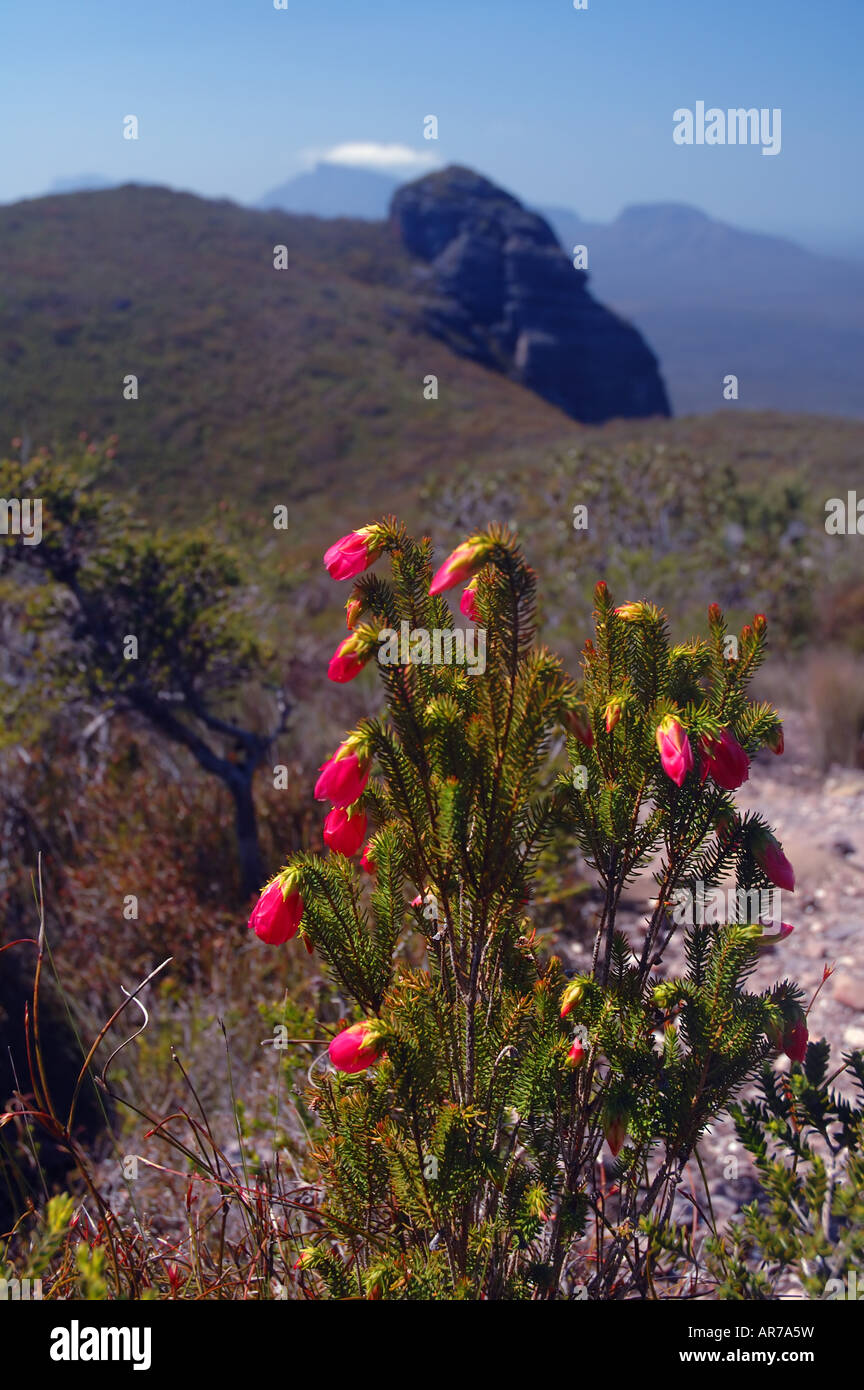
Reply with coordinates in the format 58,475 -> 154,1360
3,0 -> 862,253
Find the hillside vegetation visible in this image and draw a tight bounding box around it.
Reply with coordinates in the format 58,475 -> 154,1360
2,184 -> 862,654
0,185 -> 573,523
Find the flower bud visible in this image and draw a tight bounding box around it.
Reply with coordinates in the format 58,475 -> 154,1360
566,1037 -> 586,1067
604,699 -> 622,734
329,1020 -> 385,1074
767,997 -> 808,1063
323,805 -> 367,857
784,1016 -> 808,1064
751,826 -> 795,892
248,869 -> 303,945
655,714 -> 694,788
740,922 -> 794,949
327,628 -> 377,683
562,703 -> 594,747
602,1099 -> 629,1157
314,732 -> 373,807
614,602 -> 643,621
615,600 -> 661,623
700,727 -> 750,791
460,585 -> 480,622
429,535 -> 494,596
324,525 -> 385,581
765,722 -> 784,756
560,979 -> 586,1018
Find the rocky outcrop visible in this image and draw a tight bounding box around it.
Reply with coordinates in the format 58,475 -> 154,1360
390,167 -> 671,423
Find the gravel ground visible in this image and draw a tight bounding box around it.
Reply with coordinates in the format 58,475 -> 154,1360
561,708 -> 864,1235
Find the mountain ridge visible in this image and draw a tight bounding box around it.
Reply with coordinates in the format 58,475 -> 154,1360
13,163 -> 864,415
0,181 -> 580,527
257,161 -> 400,219
390,166 -> 670,424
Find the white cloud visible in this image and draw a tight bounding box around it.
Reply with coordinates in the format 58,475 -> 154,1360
305,142 -> 441,173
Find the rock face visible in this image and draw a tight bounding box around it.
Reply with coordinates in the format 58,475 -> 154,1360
390,167 -> 671,424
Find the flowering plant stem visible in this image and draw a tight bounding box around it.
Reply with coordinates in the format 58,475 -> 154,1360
257,521 -> 802,1300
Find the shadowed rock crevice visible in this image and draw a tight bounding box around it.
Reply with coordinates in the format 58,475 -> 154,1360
390,166 -> 671,424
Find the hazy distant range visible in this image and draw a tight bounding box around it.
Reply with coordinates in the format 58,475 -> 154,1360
34,166 -> 864,418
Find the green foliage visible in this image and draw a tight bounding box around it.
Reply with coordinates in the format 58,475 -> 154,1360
0,1193 -> 75,1285
271,521 -> 800,1299
423,431 -> 859,660
0,440 -> 286,890
0,443 -> 267,719
705,1044 -> 864,1300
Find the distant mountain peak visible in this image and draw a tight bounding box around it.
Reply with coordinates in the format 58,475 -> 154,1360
539,198 -> 864,416
397,164 -> 522,207
390,165 -> 671,424
391,164 -> 559,261
615,202 -> 711,226
47,174 -> 119,195
257,161 -> 398,219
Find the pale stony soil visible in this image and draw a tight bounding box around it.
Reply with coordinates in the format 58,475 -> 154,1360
659,707 -> 864,1063
695,724 -> 864,1233
562,707 -> 864,1235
